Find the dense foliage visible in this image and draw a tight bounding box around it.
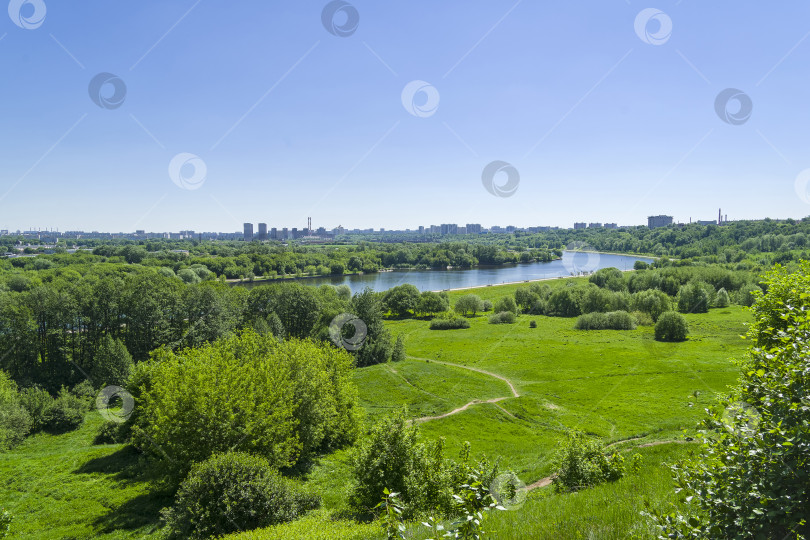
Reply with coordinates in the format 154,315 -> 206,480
654,312 -> 689,342
552,431 -> 626,493
653,262 -> 810,538
348,410 -> 500,520
574,311 -> 636,330
162,451 -> 319,539
130,331 -> 360,479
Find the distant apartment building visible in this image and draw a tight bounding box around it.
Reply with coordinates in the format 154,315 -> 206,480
604,223 -> 618,229
257,223 -> 267,240
465,223 -> 482,234
574,222 -> 587,229
418,226 -> 425,234
440,224 -> 458,235
588,223 -> 602,228
270,227 -> 278,240
243,223 -> 253,241
648,215 -> 673,229
696,220 -> 716,226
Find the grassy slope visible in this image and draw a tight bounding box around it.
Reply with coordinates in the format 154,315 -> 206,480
0,413 -> 170,539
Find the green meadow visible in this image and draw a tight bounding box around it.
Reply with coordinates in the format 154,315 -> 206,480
0,279 -> 752,539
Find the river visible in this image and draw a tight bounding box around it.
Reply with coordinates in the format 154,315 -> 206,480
234,251 -> 654,295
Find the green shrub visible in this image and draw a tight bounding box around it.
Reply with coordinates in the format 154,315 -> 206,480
546,288 -> 581,317
133,331 -> 359,479
93,420 -> 127,445
734,282 -> 761,307
391,334 -> 406,362
631,289 -> 671,321
653,262 -> 810,538
454,294 -> 484,316
18,387 -> 53,432
574,311 -> 636,330
493,296 -> 518,315
654,311 -> 689,342
0,371 -> 31,451
552,431 -> 625,493
481,299 -> 493,312
529,320 -> 537,328
677,281 -> 712,313
349,410 -> 499,519
162,451 -> 319,540
488,311 -> 517,324
714,287 -> 730,307
70,380 -> 96,409
429,317 -> 470,330
631,310 -> 654,326
45,388 -> 86,434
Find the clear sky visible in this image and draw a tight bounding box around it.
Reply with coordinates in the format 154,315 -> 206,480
1,1 -> 809,233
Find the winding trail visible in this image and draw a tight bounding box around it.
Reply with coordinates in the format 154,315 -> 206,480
405,356 -> 519,424
401,356 -> 692,493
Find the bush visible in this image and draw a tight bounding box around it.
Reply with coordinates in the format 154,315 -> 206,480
94,420 -> 127,445
546,288 -> 581,317
454,294 -> 484,316
45,388 -> 86,434
734,282 -> 761,307
488,311 -> 517,324
349,410 -> 499,519
631,289 -> 671,321
391,334 -> 406,362
630,310 -> 654,327
529,320 -> 537,328
18,387 -> 54,432
70,380 -> 96,409
482,300 -> 493,312
132,331 -> 359,480
634,260 -> 649,270
0,371 -> 31,452
429,316 -> 470,330
162,451 -> 320,540
493,296 -> 518,315
653,263 -> 810,538
714,287 -> 730,307
574,311 -> 636,330
677,281 -> 712,313
552,431 -> 625,493
654,311 -> 688,342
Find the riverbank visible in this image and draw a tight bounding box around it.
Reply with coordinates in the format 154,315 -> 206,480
433,268 -> 637,293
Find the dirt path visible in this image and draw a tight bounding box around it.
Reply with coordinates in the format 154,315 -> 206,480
405,356 -> 519,424
407,356 -> 519,398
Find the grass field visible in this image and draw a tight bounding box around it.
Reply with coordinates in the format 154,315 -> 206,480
0,280 -> 752,539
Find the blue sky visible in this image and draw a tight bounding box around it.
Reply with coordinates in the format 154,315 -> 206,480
1,1 -> 809,233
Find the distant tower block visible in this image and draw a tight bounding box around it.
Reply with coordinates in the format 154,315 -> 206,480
308,217 -> 312,236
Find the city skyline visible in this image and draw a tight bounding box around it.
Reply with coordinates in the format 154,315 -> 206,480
1,3 -> 810,232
